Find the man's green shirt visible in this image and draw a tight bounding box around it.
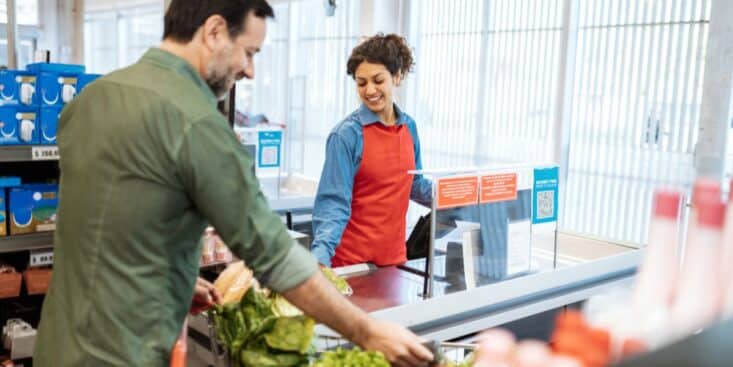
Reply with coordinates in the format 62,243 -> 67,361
33,48 -> 317,366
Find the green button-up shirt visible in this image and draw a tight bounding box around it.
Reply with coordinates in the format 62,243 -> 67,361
34,48 -> 317,366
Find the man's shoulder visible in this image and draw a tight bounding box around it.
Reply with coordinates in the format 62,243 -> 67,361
91,62 -> 218,123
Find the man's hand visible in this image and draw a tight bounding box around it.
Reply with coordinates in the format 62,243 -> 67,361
357,320 -> 434,367
191,277 -> 222,311
282,270 -> 433,367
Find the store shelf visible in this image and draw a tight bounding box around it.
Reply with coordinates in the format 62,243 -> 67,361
0,145 -> 59,162
0,232 -> 54,253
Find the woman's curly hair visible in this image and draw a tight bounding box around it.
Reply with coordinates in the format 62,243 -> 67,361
347,33 -> 415,79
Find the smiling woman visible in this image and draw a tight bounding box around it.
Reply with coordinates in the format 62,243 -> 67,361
310,33 -> 434,269
347,34 -> 414,126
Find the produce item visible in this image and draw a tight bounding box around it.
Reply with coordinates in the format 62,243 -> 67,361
321,267 -> 352,296
271,294 -> 303,317
264,316 -> 315,354
212,288 -> 314,367
214,261 -> 255,305
214,261 -> 245,294
221,267 -> 254,305
311,348 -> 389,367
441,358 -> 474,367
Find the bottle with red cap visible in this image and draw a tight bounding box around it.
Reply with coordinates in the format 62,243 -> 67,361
629,189 -> 682,347
670,178 -> 725,339
721,179 -> 733,318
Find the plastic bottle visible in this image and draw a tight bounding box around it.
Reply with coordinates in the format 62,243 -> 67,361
721,179 -> 733,318
515,340 -> 552,367
682,180 -> 720,264
546,355 -> 584,367
630,189 -> 682,346
670,179 -> 725,339
474,328 -> 516,367
202,227 -> 216,264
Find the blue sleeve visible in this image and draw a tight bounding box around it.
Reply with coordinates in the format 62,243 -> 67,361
311,133 -> 358,267
407,120 -> 433,207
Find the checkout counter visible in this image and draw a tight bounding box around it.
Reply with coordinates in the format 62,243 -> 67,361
188,163 -> 644,364
315,164 -> 641,343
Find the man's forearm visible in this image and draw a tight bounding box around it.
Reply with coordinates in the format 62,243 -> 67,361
281,270 -> 371,345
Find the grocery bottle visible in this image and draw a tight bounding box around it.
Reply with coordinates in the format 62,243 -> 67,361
515,340 -> 552,367
630,189 -> 682,345
721,179 -> 733,318
474,328 -> 516,366
670,179 -> 724,338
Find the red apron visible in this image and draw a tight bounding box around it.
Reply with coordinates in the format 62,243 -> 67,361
332,123 -> 416,267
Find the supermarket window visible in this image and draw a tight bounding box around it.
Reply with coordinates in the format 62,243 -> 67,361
405,0 -> 564,169
562,0 -> 711,244
84,0 -> 164,74
245,0 -> 362,177
0,0 -> 39,68
0,0 -> 40,25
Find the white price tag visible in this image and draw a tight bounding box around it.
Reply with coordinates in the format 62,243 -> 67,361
31,146 -> 59,161
30,249 -> 54,267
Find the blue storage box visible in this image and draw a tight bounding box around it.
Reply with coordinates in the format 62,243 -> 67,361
0,177 -> 21,188
26,63 -> 85,75
27,63 -> 85,106
0,70 -> 38,106
0,176 -> 22,236
8,184 -> 59,235
77,74 -> 102,94
40,106 -> 62,145
36,73 -> 78,106
0,106 -> 39,145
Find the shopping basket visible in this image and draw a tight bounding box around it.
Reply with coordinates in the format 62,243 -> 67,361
205,317 -> 477,367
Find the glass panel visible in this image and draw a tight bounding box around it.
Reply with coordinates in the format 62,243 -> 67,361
403,164 -> 559,297
245,0 -> 361,179
562,0 -> 711,245
84,11 -> 118,74
83,2 -> 164,74
0,0 -> 39,25
118,5 -> 164,67
405,0 -> 565,168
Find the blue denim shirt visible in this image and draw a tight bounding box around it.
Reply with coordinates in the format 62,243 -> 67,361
311,104 -> 433,266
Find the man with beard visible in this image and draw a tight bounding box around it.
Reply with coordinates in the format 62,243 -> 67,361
33,1 -> 433,366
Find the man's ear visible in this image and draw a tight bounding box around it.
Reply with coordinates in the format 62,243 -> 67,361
200,14 -> 229,51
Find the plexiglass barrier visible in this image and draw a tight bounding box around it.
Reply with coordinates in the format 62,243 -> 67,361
405,163 -> 559,297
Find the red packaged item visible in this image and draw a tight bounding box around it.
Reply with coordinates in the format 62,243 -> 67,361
0,266 -> 21,299
24,267 -> 52,295
551,310 -> 612,367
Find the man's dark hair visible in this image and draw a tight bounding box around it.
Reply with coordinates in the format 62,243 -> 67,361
164,0 -> 274,42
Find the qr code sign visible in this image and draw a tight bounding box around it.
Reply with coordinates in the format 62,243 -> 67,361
260,146 -> 279,166
537,190 -> 555,219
